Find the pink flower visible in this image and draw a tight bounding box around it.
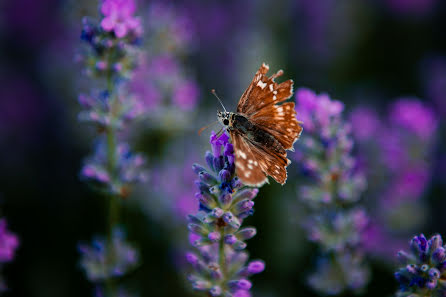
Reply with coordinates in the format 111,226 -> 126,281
100,0 -> 142,38
0,219 -> 19,263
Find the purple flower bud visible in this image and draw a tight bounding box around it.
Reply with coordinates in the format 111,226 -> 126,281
219,169 -> 232,183
205,151 -> 215,171
429,267 -> 440,279
213,156 -> 224,172
229,279 -> 252,290
223,212 -> 241,229
233,188 -> 258,202
209,286 -> 222,296
195,181 -> 210,193
219,193 -> 232,206
432,247 -> 446,264
430,234 -> 443,251
236,228 -> 257,241
233,241 -> 247,250
192,163 -> 207,174
188,223 -> 207,235
406,264 -> 417,274
247,260 -> 265,274
199,171 -> 217,185
185,252 -> 198,265
195,191 -> 217,209
211,208 -> 224,218
233,200 -> 254,214
426,278 -> 437,289
208,232 -> 221,242
224,234 -> 237,245
232,177 -> 243,189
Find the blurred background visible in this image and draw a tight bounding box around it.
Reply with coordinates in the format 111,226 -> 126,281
0,0 -> 445,296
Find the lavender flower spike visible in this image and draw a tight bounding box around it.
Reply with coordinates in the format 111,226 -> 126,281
294,88 -> 369,294
187,131 -> 264,296
395,234 -> 446,296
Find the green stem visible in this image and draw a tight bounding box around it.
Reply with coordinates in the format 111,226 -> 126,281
105,56 -> 119,297
219,227 -> 227,287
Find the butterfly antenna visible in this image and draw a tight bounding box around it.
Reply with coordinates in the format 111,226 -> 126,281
198,120 -> 219,136
211,89 -> 227,113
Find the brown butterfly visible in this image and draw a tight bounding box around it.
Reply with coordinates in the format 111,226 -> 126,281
216,63 -> 302,186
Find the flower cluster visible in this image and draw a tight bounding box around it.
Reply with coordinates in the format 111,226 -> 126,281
81,141 -> 148,197
0,218 -> 19,293
294,88 -> 369,294
395,234 -> 446,296
79,0 -> 147,198
350,99 -> 438,259
129,1 -> 200,123
80,0 -> 142,78
78,227 -> 139,282
186,132 -> 265,297
77,1 -> 146,295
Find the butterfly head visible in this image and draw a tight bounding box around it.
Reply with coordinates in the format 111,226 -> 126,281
217,111 -> 233,127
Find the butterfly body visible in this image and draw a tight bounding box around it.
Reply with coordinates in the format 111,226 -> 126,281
216,63 -> 302,187
218,112 -> 285,156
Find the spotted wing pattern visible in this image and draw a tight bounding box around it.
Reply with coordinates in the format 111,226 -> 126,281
230,130 -> 268,187
230,129 -> 290,186
231,63 -> 302,186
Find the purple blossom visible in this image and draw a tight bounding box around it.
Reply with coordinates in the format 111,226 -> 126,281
186,131 -> 263,296
0,219 -> 19,263
81,140 -> 148,197
389,98 -> 438,141
100,0 -> 142,38
294,88 -> 369,294
395,234 -> 446,295
353,99 -> 438,259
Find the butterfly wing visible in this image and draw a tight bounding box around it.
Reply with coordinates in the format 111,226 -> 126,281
229,130 -> 268,187
236,63 -> 302,150
230,130 -> 290,186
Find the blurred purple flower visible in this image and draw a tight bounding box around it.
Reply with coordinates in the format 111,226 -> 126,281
349,107 -> 380,141
295,88 -> 369,294
173,80 -> 200,111
101,0 -> 142,38
81,140 -> 148,197
353,98 -> 438,259
0,219 -> 19,263
389,98 -> 437,141
78,227 -> 139,282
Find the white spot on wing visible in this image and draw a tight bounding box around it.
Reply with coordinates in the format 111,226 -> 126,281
256,80 -> 267,89
269,84 -> 274,92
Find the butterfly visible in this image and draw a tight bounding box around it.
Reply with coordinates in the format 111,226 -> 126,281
216,63 -> 302,186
